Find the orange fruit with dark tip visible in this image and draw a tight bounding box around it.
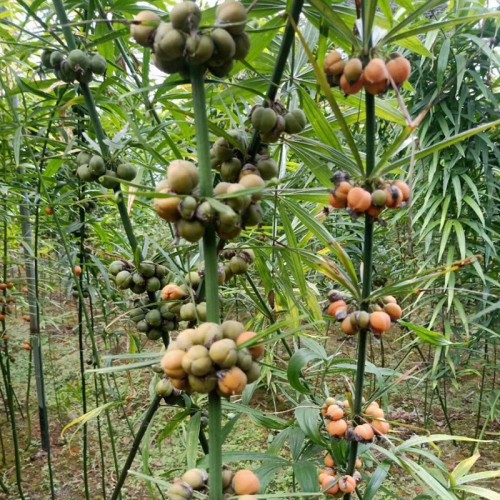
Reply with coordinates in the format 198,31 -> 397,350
327,299 -> 347,318
341,315 -> 357,335
74,265 -> 83,277
325,404 -> 344,421
218,366 -> 248,396
385,185 -> 403,208
369,311 -> 392,334
161,349 -> 187,379
384,302 -> 402,320
340,74 -> 364,95
0,314 -> 6,321
347,187 -> 372,212
326,418 -> 348,437
393,180 -> 411,201
45,207 -> 54,215
344,58 -> 363,83
366,204 -> 384,217
386,56 -> 411,85
338,475 -> 356,493
0,283 -> 7,290
23,341 -> 31,351
353,423 -> 375,442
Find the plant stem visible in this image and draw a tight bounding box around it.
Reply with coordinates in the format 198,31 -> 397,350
110,395 -> 162,500
345,92 -> 376,489
190,64 -> 222,499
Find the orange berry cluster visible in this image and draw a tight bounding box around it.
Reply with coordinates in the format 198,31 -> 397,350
321,398 -> 391,442
167,467 -> 260,498
329,172 -> 411,218
160,321 -> 262,395
324,51 -> 411,96
327,292 -> 402,337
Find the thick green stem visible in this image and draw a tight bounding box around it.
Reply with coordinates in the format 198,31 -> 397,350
345,93 -> 376,488
247,0 -> 304,158
190,65 -> 222,499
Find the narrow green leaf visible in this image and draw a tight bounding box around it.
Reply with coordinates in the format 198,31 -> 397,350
450,454 -> 480,482
363,460 -> 392,500
295,404 -> 325,446
293,460 -> 319,492
455,484 -> 500,500
400,321 -> 454,346
287,348 -> 323,394
186,412 -> 201,469
437,38 -> 451,91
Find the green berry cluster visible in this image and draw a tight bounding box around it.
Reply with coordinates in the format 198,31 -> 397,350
129,297 -> 172,341
75,152 -> 138,187
41,49 -> 107,84
109,260 -> 169,294
251,103 -> 307,143
131,0 -> 250,78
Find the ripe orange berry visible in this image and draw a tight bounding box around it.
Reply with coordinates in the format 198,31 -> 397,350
365,403 -> 384,419
236,331 -> 264,360
45,207 -> 54,215
353,423 -> 375,442
22,315 -> 30,322
161,284 -> 187,301
326,418 -> 348,438
372,418 -> 391,435
0,314 -> 6,321
324,51 -> 343,75
324,453 -> 335,468
170,377 -> 189,391
341,315 -> 357,335
363,58 -> 388,85
327,299 -> 347,318
340,74 -> 364,95
385,185 -> 403,208
321,397 -> 337,416
0,283 -> 7,290
393,180 -> 411,201
369,311 -> 392,334
356,458 -> 362,470
232,469 -> 260,494
23,341 -> 31,351
384,302 -> 402,321
386,56 -> 411,86
329,191 -> 347,209
161,349 -> 187,379
218,366 -> 248,396
347,187 -> 372,213
366,204 -> 384,217
321,475 -> 339,495
325,404 -> 344,421
338,475 -> 356,493
74,265 -> 83,277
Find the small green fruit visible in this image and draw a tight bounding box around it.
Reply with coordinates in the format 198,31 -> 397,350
256,157 -> 278,180
156,378 -> 173,397
131,11 -> 161,48
100,170 -> 120,189
177,219 -> 205,243
251,107 -> 277,134
108,260 -> 125,276
90,54 -> 107,75
145,309 -> 162,327
68,49 -> 90,71
49,51 -> 65,69
76,151 -> 91,166
88,155 -> 106,176
186,34 -> 214,65
170,1 -> 201,32
210,28 -> 236,63
216,1 -> 247,35
233,32 -> 251,60
76,165 -> 94,182
138,261 -> 156,278
284,109 -> 307,134
220,157 -> 242,182
180,303 -> 197,322
116,163 -> 137,181
115,270 -> 132,290
41,50 -> 53,68
179,195 -> 198,220
146,277 -> 161,292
